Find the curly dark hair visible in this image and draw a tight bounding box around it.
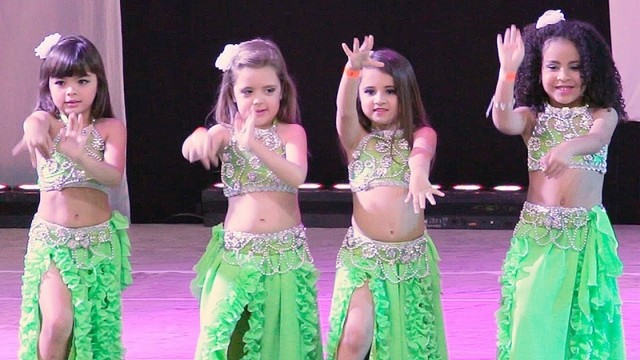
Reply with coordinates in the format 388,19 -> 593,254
515,19 -> 627,121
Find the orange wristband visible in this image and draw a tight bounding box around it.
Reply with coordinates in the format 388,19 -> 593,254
503,71 -> 517,82
344,67 -> 361,78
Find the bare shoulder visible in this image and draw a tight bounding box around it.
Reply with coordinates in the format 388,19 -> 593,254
591,107 -> 619,123
413,126 -> 437,138
277,123 -> 307,141
516,106 -> 537,137
94,117 -> 126,138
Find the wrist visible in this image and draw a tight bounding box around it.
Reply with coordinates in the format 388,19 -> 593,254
499,69 -> 517,82
344,65 -> 361,79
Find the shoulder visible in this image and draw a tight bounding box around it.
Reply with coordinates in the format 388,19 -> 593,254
516,106 -> 537,136
413,126 -> 436,138
277,123 -> 306,140
94,117 -> 126,140
591,107 -> 618,124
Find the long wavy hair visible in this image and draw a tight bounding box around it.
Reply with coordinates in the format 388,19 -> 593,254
357,49 -> 432,148
515,18 -> 627,121
210,39 -> 300,126
36,35 -> 114,119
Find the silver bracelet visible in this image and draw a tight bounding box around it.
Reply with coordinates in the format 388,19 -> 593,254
485,96 -> 515,117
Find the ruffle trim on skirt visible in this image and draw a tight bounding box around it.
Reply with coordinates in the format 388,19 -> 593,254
192,224 -> 322,360
325,239 -> 446,359
496,206 -> 624,359
18,211 -> 132,360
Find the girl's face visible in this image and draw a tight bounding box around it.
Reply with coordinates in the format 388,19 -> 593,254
49,72 -> 98,121
359,68 -> 398,130
541,38 -> 585,108
232,66 -> 282,128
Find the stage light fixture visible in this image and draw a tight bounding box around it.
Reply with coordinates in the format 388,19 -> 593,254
452,184 -> 482,191
332,183 -> 351,190
17,184 -> 39,191
299,183 -> 323,190
494,185 -> 523,192
212,182 -> 224,189
0,184 -> 8,191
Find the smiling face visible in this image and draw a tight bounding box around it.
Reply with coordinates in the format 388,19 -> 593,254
232,65 -> 282,128
541,38 -> 585,108
359,68 -> 398,130
48,72 -> 98,122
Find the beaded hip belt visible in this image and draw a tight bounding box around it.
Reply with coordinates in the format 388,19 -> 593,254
29,215 -> 112,249
520,202 -> 591,229
221,224 -> 313,275
337,226 -> 430,282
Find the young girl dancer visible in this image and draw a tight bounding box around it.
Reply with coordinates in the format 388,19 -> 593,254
14,34 -> 131,359
182,38 -> 322,359
492,10 -> 627,359
325,35 -> 448,359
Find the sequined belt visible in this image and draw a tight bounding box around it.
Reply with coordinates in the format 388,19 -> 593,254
519,202 -> 591,229
29,214 -> 112,249
515,202 -> 596,251
222,224 -> 313,275
337,226 -> 430,283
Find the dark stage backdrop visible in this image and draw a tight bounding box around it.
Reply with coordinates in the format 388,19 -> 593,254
121,0 -> 639,224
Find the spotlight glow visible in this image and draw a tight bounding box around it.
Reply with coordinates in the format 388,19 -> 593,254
299,183 -> 323,190
332,183 -> 351,190
0,184 -> 8,191
431,184 -> 442,190
494,185 -> 523,192
452,184 -> 482,191
213,182 -> 224,189
17,184 -> 39,191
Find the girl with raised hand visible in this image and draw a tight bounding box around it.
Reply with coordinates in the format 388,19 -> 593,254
325,35 -> 448,360
182,38 -> 322,360
491,10 -> 627,359
13,34 -> 131,359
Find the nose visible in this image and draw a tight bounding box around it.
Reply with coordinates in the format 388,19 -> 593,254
252,97 -> 262,106
557,67 -> 570,81
65,85 -> 77,95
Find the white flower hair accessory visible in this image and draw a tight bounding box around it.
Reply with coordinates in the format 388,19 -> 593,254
214,44 -> 241,72
536,10 -> 565,29
34,33 -> 62,59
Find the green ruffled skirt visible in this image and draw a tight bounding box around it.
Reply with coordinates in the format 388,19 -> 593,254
191,224 -> 323,360
18,211 -> 133,359
325,227 -> 448,359
496,204 -> 625,359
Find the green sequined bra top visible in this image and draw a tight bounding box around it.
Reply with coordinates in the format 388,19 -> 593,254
37,123 -> 108,193
220,123 -> 297,197
348,129 -> 410,192
527,104 -> 608,174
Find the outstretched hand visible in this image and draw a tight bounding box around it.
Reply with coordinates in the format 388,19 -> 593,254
404,172 -> 445,214
182,127 -> 218,170
496,25 -> 524,73
341,35 -> 384,70
11,118 -> 53,168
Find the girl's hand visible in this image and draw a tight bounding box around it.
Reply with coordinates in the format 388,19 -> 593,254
496,25 -> 525,73
404,171 -> 445,214
341,35 -> 384,70
182,127 -> 218,169
12,116 -> 53,167
57,112 -> 89,161
233,109 -> 256,151
541,143 -> 571,178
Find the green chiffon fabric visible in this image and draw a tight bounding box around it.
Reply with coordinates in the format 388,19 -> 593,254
18,211 -> 132,359
191,224 -> 323,360
325,232 -> 448,359
496,205 -> 625,359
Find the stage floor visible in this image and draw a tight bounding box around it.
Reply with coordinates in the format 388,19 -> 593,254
1,224 -> 638,359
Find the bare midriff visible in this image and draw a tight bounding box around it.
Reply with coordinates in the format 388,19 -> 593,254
352,186 -> 425,242
38,188 -> 111,227
225,191 -> 301,233
527,169 -> 604,208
